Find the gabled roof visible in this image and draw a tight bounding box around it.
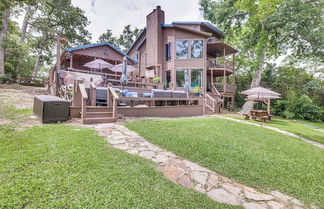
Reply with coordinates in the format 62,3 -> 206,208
172,21 -> 224,38
126,28 -> 146,54
66,42 -> 138,64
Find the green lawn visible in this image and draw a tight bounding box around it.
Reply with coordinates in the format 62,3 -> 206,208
226,115 -> 324,144
0,124 -> 237,208
126,118 -> 324,207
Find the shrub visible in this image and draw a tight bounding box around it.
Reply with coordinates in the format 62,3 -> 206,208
0,74 -> 13,84
273,95 -> 322,122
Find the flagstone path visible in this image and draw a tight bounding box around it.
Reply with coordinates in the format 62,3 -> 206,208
87,122 -> 305,209
215,115 -> 324,149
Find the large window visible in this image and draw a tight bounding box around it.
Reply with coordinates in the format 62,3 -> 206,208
191,69 -> 203,87
176,69 -> 186,87
176,40 -> 189,59
191,40 -> 203,59
165,70 -> 171,88
165,43 -> 171,61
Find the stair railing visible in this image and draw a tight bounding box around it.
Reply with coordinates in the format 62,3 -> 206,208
89,81 -> 96,106
107,83 -> 119,119
77,83 -> 88,122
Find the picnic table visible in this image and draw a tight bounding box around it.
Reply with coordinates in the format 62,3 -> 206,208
243,110 -> 272,122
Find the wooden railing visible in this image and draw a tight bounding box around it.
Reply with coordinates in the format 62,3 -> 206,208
90,81 -> 96,106
208,58 -> 234,71
78,83 -> 88,122
212,83 -> 235,93
205,94 -> 220,113
107,84 -> 119,119
211,83 -> 221,97
67,67 -> 157,88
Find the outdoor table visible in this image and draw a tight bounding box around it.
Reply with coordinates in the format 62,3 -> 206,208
250,110 -> 270,122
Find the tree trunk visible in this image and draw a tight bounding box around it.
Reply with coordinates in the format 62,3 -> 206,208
20,5 -> 33,44
240,50 -> 266,114
32,48 -> 42,78
0,7 -> 10,76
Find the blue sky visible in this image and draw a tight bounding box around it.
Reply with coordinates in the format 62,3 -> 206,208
71,0 -> 204,42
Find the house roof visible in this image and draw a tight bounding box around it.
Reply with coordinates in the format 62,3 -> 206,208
66,42 -> 138,64
171,21 -> 225,38
126,28 -> 146,54
126,21 -> 224,55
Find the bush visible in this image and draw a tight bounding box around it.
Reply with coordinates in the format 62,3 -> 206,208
273,95 -> 322,122
0,74 -> 13,84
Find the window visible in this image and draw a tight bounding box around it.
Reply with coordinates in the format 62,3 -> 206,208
134,51 -> 139,61
165,43 -> 171,61
176,69 -> 186,87
176,40 -> 188,59
165,70 -> 171,88
191,69 -> 203,87
191,40 -> 203,59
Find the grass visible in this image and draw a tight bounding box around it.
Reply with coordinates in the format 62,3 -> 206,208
126,118 -> 324,207
226,115 -> 324,144
0,124 -> 237,208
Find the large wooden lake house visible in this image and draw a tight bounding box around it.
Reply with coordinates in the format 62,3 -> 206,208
48,6 -> 238,124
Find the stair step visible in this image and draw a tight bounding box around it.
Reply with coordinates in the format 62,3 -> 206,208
86,112 -> 113,118
86,106 -> 113,112
83,117 -> 117,124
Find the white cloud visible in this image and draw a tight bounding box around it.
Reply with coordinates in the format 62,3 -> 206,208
71,0 -> 204,43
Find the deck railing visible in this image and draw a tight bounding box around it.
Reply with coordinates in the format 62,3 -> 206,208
208,58 -> 234,71
66,67 -> 157,88
212,83 -> 235,94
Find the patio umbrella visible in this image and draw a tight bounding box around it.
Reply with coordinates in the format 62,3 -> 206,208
184,69 -> 191,98
241,86 -> 280,97
83,59 -> 113,72
242,86 -> 281,114
120,56 -> 128,93
111,62 -> 136,73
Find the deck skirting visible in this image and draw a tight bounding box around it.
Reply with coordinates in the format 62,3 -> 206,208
117,105 -> 204,118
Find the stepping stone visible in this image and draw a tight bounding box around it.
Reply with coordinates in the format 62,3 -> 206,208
244,187 -> 274,201
158,165 -> 185,183
243,202 -> 267,209
221,183 -> 242,195
190,172 -> 208,185
267,201 -> 284,209
152,154 -> 169,163
114,143 -> 130,150
195,183 -> 206,193
207,188 -> 241,205
270,191 -> 292,204
177,174 -> 194,189
139,151 -> 156,159
126,149 -> 139,155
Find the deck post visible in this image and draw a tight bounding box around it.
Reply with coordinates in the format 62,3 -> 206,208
223,47 -> 226,93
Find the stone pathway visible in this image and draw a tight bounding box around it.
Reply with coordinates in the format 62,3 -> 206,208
214,116 -> 324,149
86,122 -> 305,209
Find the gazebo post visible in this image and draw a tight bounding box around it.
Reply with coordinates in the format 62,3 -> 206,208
267,98 -> 270,115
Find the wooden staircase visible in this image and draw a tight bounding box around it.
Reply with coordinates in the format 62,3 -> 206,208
82,106 -> 116,124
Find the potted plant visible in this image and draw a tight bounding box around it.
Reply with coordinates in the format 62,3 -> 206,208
192,86 -> 201,96
152,77 -> 160,84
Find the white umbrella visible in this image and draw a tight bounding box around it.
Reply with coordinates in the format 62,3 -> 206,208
83,59 -> 113,70
111,63 -> 136,73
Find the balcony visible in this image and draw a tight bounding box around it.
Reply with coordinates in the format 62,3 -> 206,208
207,58 -> 234,76
212,83 -> 235,94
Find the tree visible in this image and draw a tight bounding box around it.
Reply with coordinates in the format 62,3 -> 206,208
200,0 -> 324,113
97,25 -> 140,52
98,29 -> 119,47
0,1 -> 11,75
117,25 -> 140,51
29,0 -> 91,77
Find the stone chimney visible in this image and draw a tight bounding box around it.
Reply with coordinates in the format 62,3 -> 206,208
146,6 -> 165,68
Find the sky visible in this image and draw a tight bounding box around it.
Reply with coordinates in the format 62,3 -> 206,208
71,0 -> 205,42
